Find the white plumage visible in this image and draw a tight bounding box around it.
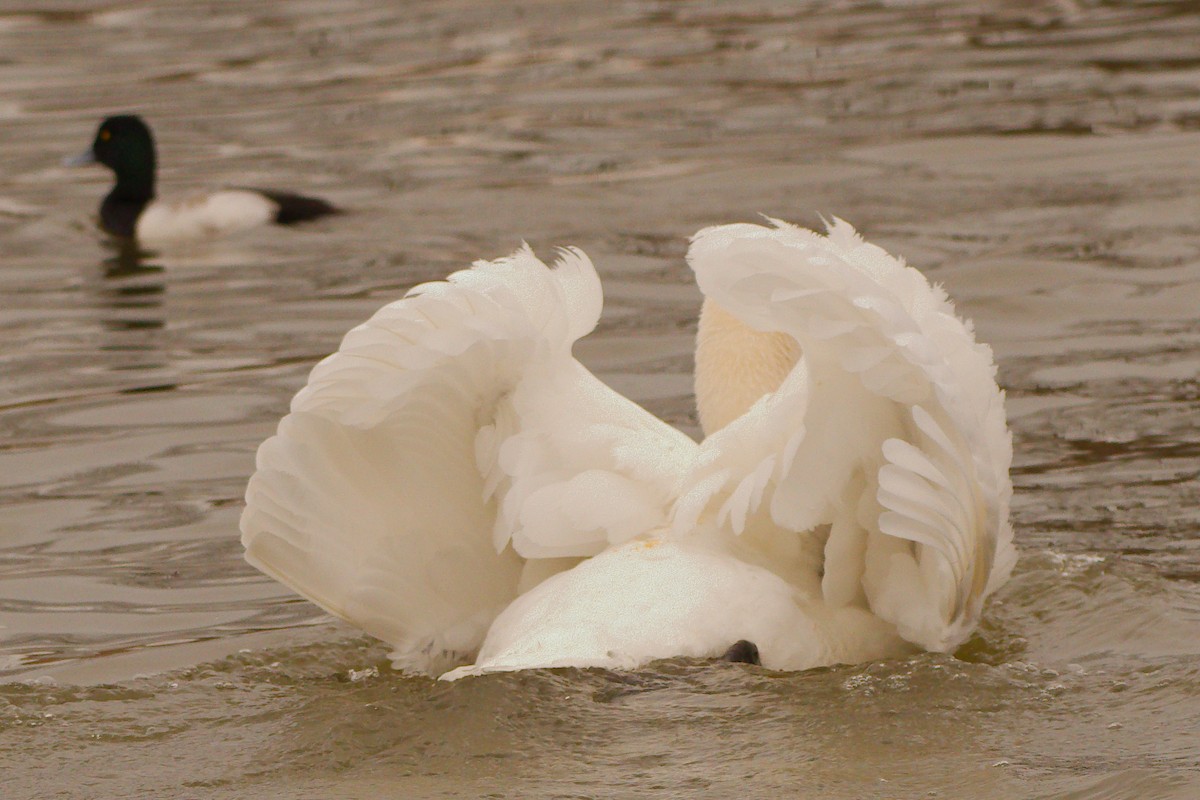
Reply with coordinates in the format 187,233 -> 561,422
241,218 -> 1015,679
135,190 -> 277,243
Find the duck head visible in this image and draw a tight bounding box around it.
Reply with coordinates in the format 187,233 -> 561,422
67,114 -> 157,200
67,115 -> 160,238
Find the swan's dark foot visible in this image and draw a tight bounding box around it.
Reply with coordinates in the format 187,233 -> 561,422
721,640 -> 761,666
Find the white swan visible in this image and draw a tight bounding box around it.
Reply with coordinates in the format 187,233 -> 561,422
241,218 -> 1015,680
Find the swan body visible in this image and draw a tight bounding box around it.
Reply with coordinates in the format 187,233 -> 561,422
241,218 -> 1014,679
68,115 -> 338,243
441,536 -> 910,680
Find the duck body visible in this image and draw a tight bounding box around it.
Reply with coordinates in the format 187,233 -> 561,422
241,218 -> 1015,680
71,115 -> 337,244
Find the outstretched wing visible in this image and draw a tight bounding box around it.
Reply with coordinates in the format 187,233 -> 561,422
241,246 -> 695,675
675,219 -> 1014,652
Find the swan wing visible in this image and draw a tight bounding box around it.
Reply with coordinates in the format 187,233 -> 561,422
241,246 -> 695,674
677,219 -> 1014,653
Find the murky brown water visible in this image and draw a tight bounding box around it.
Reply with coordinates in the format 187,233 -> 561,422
2,1 -> 1200,797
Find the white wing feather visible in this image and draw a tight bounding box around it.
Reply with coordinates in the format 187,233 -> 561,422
243,220 -> 1013,677
241,246 -> 694,674
679,219 -> 1014,652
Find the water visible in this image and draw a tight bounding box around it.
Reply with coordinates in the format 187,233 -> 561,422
3,1 -> 1200,797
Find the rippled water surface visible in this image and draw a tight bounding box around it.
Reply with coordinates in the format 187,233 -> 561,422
3,1 -> 1200,798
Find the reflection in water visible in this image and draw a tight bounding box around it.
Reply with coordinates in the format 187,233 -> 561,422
99,241 -> 166,333
101,239 -> 161,279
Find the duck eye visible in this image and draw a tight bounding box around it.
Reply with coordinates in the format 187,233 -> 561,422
99,129 -> 111,141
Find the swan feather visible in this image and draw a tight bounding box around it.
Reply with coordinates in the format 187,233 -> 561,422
241,218 -> 1014,676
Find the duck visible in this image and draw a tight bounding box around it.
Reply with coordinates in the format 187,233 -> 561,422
67,114 -> 338,244
240,217 -> 1016,680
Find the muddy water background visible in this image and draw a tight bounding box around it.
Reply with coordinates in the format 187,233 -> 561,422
2,1 -> 1200,797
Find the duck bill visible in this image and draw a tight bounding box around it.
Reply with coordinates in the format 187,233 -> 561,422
63,149 -> 97,167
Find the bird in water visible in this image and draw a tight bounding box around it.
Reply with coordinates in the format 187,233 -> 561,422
240,218 -> 1015,680
67,114 -> 338,244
